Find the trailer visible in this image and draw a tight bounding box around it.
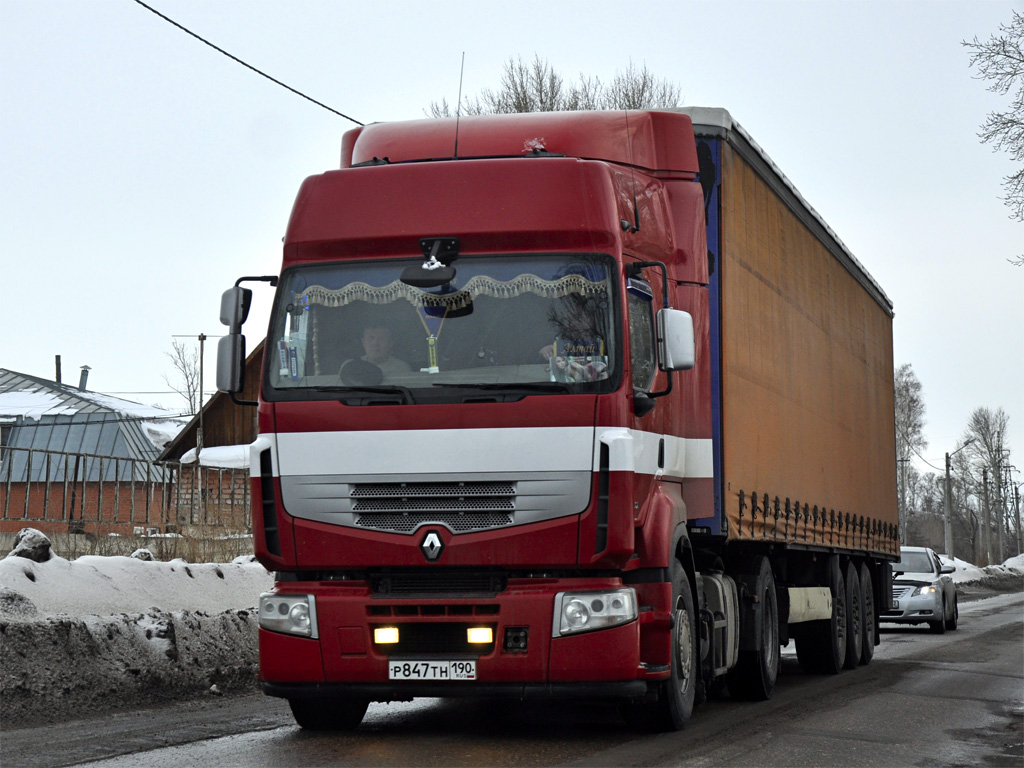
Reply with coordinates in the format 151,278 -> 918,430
217,107 -> 898,731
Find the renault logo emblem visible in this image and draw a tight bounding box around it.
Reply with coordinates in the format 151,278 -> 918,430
420,531 -> 444,562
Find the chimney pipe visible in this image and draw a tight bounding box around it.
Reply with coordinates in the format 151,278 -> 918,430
78,365 -> 91,391
55,355 -> 62,385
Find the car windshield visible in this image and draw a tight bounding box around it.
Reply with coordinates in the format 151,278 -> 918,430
893,551 -> 934,575
265,254 -> 618,402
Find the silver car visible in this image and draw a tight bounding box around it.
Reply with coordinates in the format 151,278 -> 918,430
883,546 -> 958,633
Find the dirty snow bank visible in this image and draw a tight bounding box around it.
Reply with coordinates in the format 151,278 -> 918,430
0,551 -> 273,727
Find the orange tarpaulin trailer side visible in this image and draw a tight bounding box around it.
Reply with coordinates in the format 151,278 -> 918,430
706,126 -> 898,556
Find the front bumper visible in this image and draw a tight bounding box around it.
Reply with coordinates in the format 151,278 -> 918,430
258,576 -> 670,701
880,583 -> 942,624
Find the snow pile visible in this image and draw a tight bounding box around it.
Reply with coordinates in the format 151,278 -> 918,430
939,553 -> 1024,584
0,537 -> 273,727
0,553 -> 271,616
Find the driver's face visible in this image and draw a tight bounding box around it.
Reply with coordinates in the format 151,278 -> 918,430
362,327 -> 392,363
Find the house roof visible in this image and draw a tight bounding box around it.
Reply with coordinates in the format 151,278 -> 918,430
0,368 -> 186,481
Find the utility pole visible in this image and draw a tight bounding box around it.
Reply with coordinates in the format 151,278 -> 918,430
1015,480 -> 1022,557
943,438 -> 974,560
982,467 -> 991,566
994,450 -> 1009,565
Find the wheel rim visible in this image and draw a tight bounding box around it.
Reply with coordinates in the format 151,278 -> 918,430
850,586 -> 861,640
763,586 -> 779,672
864,584 -> 875,643
676,603 -> 693,694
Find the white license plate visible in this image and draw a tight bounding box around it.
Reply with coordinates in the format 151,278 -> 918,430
891,600 -> 900,610
388,660 -> 476,681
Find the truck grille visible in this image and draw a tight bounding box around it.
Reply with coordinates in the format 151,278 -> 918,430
352,481 -> 515,533
370,571 -> 507,595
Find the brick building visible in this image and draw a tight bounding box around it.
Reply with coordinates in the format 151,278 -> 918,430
0,367 -> 185,537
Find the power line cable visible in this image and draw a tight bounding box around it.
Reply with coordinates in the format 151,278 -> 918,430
131,0 -> 363,126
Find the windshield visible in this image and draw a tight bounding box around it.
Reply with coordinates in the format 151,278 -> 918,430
893,551 -> 934,575
265,254 -> 619,403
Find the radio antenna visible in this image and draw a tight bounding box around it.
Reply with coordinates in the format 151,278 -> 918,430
453,52 -> 466,159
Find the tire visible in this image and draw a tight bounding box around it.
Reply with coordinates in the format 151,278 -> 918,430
794,625 -> 817,672
945,594 -> 959,631
843,561 -> 862,670
928,602 -> 947,634
858,562 -> 876,665
727,556 -> 779,700
818,555 -> 847,673
799,556 -> 846,674
288,697 -> 369,730
624,558 -> 697,731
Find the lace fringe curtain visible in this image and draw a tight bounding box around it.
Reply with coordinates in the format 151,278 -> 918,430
297,273 -> 607,312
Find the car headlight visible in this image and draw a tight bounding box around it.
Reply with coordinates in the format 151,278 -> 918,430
912,585 -> 939,597
553,588 -> 637,636
260,593 -> 318,638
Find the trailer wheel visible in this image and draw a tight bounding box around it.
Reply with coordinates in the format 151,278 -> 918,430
624,558 -> 697,731
858,562 -> 875,665
795,555 -> 846,674
843,561 -> 862,670
288,697 -> 369,730
727,555 -> 779,700
820,555 -> 848,673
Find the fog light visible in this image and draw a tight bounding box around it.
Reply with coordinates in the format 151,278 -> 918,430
374,626 -> 400,644
467,627 -> 493,644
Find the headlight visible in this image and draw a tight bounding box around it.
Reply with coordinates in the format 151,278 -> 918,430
912,585 -> 939,597
260,593 -> 318,638
553,588 -> 637,636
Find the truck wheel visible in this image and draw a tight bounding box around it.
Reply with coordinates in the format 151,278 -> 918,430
945,595 -> 958,630
843,561 -> 862,670
858,562 -> 875,665
797,556 -> 846,674
288,697 -> 369,730
624,559 -> 697,731
820,555 -> 847,673
794,625 -> 817,672
727,555 -> 779,700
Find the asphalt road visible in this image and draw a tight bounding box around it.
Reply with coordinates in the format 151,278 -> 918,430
4,591 -> 1021,768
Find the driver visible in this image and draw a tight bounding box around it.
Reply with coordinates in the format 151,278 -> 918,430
360,324 -> 411,378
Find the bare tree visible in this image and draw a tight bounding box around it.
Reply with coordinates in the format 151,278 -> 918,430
894,363 -> 927,540
963,11 -> 1024,265
603,60 -> 683,110
962,406 -> 1012,562
428,56 -> 682,117
164,340 -> 201,415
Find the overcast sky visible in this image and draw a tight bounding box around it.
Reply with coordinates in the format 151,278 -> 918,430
1,0 -> 1021,479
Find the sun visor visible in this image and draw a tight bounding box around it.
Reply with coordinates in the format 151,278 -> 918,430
342,111 -> 698,176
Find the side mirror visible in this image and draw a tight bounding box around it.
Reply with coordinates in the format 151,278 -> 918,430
940,564 -> 955,575
220,286 -> 253,333
658,309 -> 695,371
216,334 -> 245,394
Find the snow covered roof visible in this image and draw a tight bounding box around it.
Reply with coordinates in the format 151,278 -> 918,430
180,444 -> 250,469
0,368 -> 187,481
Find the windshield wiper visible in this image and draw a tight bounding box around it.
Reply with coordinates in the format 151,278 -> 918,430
434,382 -> 571,393
312,385 -> 415,404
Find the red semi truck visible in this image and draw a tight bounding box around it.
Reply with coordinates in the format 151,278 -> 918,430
217,108 -> 898,731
